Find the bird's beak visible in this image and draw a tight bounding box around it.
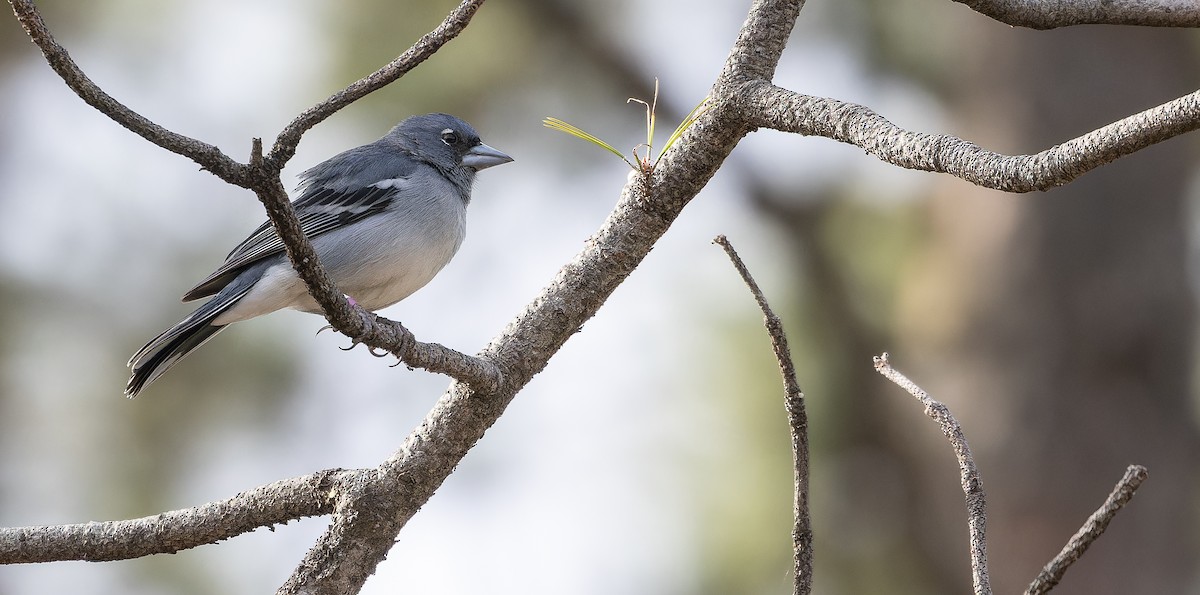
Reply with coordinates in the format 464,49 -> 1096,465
462,142 -> 513,171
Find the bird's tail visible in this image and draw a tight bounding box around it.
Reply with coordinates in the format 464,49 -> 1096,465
125,286 -> 251,398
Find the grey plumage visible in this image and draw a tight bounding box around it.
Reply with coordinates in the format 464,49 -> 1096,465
126,113 -> 512,397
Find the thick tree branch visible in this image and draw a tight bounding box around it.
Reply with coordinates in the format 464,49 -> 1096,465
744,82 -> 1200,193
953,0 -> 1200,29
279,2 -> 809,588
0,469 -> 365,564
714,235 -> 811,595
5,0 -> 1180,591
874,353 -> 991,595
1024,465 -> 1150,595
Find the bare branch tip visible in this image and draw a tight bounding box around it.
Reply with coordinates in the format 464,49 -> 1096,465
873,351 -> 890,369
1129,464 -> 1149,481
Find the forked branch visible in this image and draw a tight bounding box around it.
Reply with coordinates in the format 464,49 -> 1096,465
874,354 -> 1150,595
8,0 -> 501,391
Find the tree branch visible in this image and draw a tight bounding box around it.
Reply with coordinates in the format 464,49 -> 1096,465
714,235 -> 811,595
7,0 -> 247,185
1024,465 -> 1150,595
953,0 -> 1200,29
0,469 -> 365,564
743,82 -> 1200,193
873,353 -> 991,595
279,3 -> 810,589
8,0 -> 502,392
265,0 -> 488,169
5,0 -> 1182,591
243,147 -> 503,393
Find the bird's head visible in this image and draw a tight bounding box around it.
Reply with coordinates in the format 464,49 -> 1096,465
388,113 -> 513,176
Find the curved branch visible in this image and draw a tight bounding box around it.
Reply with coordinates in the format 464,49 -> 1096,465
874,353 -> 991,595
7,0 -> 247,185
0,469 -> 364,564
714,236 -> 811,595
266,0 -> 488,169
953,0 -> 1200,29
744,82 -> 1200,193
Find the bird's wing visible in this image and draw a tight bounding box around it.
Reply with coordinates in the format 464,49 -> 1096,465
181,178 -> 409,302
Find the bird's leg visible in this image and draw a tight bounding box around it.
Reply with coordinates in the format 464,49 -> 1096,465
325,295 -> 391,357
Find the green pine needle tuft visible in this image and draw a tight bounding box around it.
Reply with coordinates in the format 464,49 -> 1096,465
542,117 -> 636,169
544,79 -> 709,174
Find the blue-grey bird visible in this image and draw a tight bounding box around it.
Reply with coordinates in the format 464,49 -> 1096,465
125,113 -> 512,397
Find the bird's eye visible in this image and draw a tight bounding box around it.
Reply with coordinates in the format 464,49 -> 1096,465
441,130 -> 459,146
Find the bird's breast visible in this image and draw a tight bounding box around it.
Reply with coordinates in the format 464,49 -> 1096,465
310,189 -> 468,312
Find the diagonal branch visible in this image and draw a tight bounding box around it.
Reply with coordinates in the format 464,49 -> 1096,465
8,0 -> 247,185
952,0 -> 1200,29
714,235 -> 811,595
0,469 -> 366,564
743,82 -> 1200,193
1024,465 -> 1150,595
278,2 -> 809,591
873,353 -> 991,595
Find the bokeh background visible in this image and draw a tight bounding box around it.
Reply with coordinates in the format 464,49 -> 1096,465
1,1 -> 1198,594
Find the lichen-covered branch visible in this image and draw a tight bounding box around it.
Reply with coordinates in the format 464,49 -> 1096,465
3,0 -> 1181,592
953,0 -> 1200,29
0,469 -> 364,564
743,83 -> 1200,193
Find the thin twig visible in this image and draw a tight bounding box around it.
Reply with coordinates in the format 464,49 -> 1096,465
266,0 -> 488,169
1024,465 -> 1149,595
714,235 -> 811,595
873,352 -> 991,595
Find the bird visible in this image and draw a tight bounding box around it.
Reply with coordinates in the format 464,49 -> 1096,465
125,113 -> 513,398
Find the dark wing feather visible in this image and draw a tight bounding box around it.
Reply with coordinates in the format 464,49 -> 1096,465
181,183 -> 398,301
